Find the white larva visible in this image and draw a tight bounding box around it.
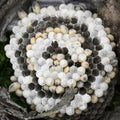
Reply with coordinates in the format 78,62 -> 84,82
66,106 -> 74,116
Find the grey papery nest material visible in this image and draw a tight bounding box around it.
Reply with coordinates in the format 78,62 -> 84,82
0,0 -> 120,120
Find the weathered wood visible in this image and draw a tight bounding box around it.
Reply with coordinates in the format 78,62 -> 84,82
0,0 -> 28,41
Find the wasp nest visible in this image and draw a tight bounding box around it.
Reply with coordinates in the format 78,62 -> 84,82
4,2 -> 118,119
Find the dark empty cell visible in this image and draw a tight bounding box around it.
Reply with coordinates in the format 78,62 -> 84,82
32,76 -> 37,82
35,25 -> 42,32
29,33 -> 35,38
27,27 -> 34,33
88,43 -> 94,50
28,83 -> 35,90
38,91 -> 45,98
30,70 -> 36,76
50,22 -> 55,28
67,24 -> 73,29
82,31 -> 90,38
79,87 -> 86,95
82,42 -> 94,50
89,63 -> 96,69
15,50 -> 21,57
23,64 -> 28,70
17,57 -> 24,64
92,50 -> 98,57
39,21 -> 46,28
31,20 -> 38,26
62,47 -> 68,55
68,60 -> 74,67
51,16 -> 57,21
93,38 -> 100,45
81,24 -> 88,32
32,77 -> 38,84
23,39 -> 30,45
64,18 -> 70,24
46,21 -> 51,27
74,25 -> 80,31
51,41 -> 58,48
35,84 -> 42,91
55,47 -> 62,54
47,46 -> 55,53
52,22 -> 58,28
52,92 -> 60,99
71,17 -> 77,24
40,27 -> 45,32
18,38 -> 23,44
77,29 -> 82,34
96,45 -> 103,51
42,52 -> 50,59
65,54 -> 71,60
75,62 -> 81,67
84,82 -> 91,89
43,16 -> 50,21
22,70 -> 30,76
93,56 -> 101,64
86,38 -> 92,43
88,75 -> 95,82
87,57 -> 93,63
25,70 -> 30,75
41,25 -> 46,30
38,27 -> 44,32
58,17 -> 64,23
20,63 -> 27,70
21,51 -> 26,57
19,44 -> 26,51
46,91 -> 52,98
22,32 -> 29,38
86,68 -> 91,75
97,63 -> 104,70
81,43 -> 89,49
92,69 -> 99,76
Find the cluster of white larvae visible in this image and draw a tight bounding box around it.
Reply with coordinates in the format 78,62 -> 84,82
4,2 -> 117,118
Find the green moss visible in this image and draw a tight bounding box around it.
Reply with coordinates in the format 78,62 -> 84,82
0,42 -> 12,87
0,41 -> 31,109
10,93 -> 30,109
